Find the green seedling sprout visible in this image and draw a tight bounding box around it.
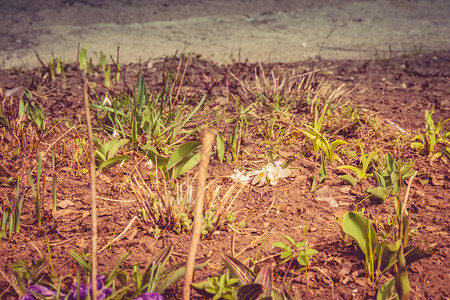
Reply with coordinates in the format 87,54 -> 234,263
229,122 -> 241,162
43,227 -> 55,277
303,124 -> 347,163
411,107 -> 449,158
79,46 -> 87,71
367,153 -> 415,204
310,153 -> 327,192
143,141 -> 201,180
2,179 -> 25,238
216,132 -> 225,163
55,56 -> 63,76
19,94 -> 46,129
273,234 -> 319,289
93,136 -> 131,170
48,59 -> 55,81
338,141 -> 381,184
342,206 -> 432,285
192,272 -> 239,300
132,246 -> 209,295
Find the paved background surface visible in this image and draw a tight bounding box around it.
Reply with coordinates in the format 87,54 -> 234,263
1,0 -> 449,69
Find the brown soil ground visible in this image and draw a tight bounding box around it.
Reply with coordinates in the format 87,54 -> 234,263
0,51 -> 449,299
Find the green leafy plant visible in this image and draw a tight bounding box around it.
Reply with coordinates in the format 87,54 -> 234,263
19,95 -> 46,129
342,209 -> 432,284
216,132 -> 225,163
131,74 -> 205,151
302,125 -> 347,163
142,141 -> 201,180
93,136 -> 131,170
132,246 -> 209,295
134,176 -> 244,235
273,235 -> 319,267
1,179 -> 25,238
192,272 -> 239,300
229,122 -> 241,163
273,234 -> 319,289
338,141 -> 380,184
367,153 -> 415,204
98,51 -> 111,88
411,107 -> 449,157
10,258 -> 48,295
221,254 -> 280,299
310,153 -> 327,192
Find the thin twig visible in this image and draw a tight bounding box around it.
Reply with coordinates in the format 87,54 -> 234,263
82,72 -> 98,300
183,127 -> 214,300
235,232 -> 269,258
99,216 -> 139,253
401,171 -> 417,217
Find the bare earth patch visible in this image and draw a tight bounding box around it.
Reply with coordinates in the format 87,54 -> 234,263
0,52 -> 449,299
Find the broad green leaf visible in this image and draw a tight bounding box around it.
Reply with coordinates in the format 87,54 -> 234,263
92,136 -> 105,156
339,174 -> 357,187
236,284 -> 263,300
107,139 -> 129,159
410,142 -> 424,150
404,246 -> 433,265
338,166 -> 363,179
172,152 -> 201,179
342,211 -> 376,257
254,266 -> 272,297
156,257 -> 209,294
376,241 -> 400,274
362,149 -> 380,174
391,171 -> 401,194
19,98 -> 25,116
297,248 -> 319,266
98,155 -> 131,170
217,132 -> 225,163
329,139 -> 347,161
373,170 -> 386,188
377,278 -> 396,300
395,248 -> 410,300
283,235 -> 296,247
94,150 -> 107,163
367,186 -> 392,204
166,141 -> 201,170
272,242 -> 288,251
222,254 -> 256,286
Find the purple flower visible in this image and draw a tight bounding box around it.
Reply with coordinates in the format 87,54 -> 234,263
22,285 -> 57,300
68,275 -> 112,300
133,292 -> 164,300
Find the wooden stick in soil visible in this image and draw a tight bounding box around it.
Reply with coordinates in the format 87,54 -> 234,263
183,127 -> 214,300
82,73 -> 98,300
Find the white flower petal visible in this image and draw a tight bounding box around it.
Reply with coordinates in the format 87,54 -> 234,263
102,96 -> 112,106
265,163 -> 275,172
230,170 -> 250,184
279,168 -> 291,178
274,160 -> 283,167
